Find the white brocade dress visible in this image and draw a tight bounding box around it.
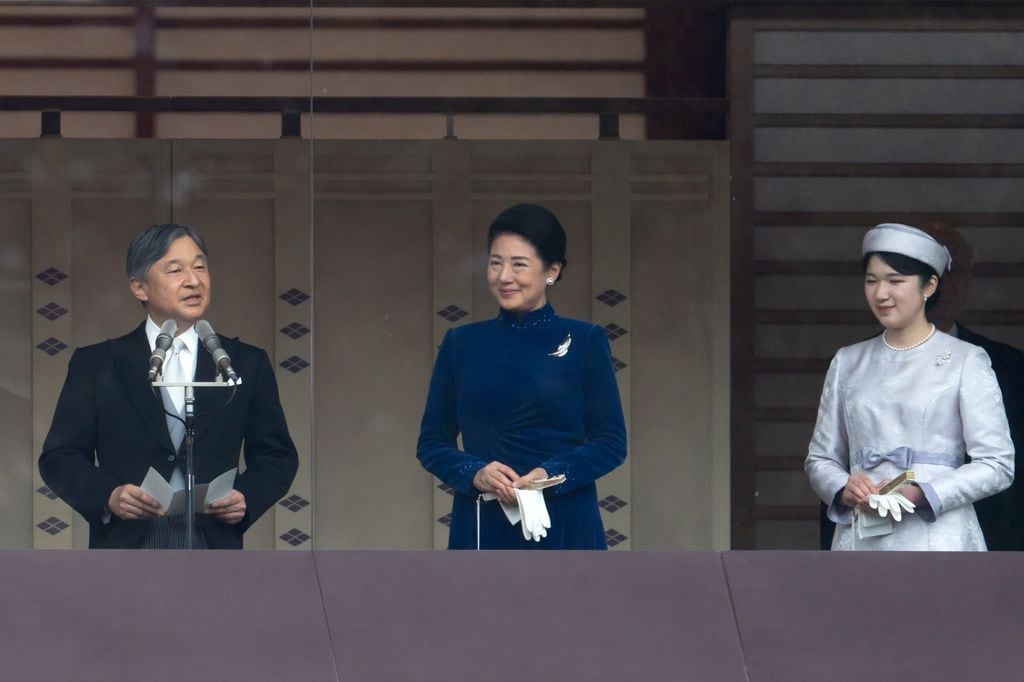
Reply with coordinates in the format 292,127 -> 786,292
806,330 -> 1014,551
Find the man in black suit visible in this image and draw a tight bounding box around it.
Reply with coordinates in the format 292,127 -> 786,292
39,223 -> 298,549
921,223 -> 1024,550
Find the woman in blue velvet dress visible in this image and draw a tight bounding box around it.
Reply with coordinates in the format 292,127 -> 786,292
417,204 -> 627,549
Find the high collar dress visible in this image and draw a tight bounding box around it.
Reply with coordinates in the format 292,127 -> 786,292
417,303 -> 627,549
806,329 -> 1014,550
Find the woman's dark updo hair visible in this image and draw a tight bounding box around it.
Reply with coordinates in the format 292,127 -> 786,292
863,251 -> 941,312
487,203 -> 567,282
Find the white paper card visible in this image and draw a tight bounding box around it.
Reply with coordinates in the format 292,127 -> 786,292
856,510 -> 894,539
141,467 -> 237,515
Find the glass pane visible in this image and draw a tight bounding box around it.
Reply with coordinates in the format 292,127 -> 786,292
0,2 -> 314,551
307,6 -> 649,550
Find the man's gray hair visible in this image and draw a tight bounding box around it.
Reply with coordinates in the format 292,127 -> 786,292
126,223 -> 208,281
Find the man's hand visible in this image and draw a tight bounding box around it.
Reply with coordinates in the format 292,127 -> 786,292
108,485 -> 163,521
205,489 -> 246,525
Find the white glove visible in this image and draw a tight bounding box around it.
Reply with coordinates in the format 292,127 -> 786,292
514,489 -> 551,542
868,492 -> 915,523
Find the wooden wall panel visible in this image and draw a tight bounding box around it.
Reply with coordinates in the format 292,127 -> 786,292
175,139 -> 312,550
272,141 -> 313,552
31,141 -> 76,550
755,128 -> 1024,164
27,140 -> 167,548
753,30 -> 1024,65
0,142 -> 34,549
309,141 -> 438,550
314,197 -> 436,549
754,79 -> 1024,114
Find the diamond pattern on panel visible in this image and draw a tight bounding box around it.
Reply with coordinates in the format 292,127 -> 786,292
37,516 -> 69,535
595,289 -> 626,307
279,322 -> 310,339
279,356 -> 309,373
36,303 -> 68,321
279,528 -> 311,546
605,528 -> 628,547
36,486 -> 59,500
611,357 -> 627,372
279,288 -> 310,306
36,267 -> 68,286
603,323 -> 628,341
437,483 -> 455,496
37,338 -> 68,356
436,304 -> 468,322
437,513 -> 452,527
599,495 -> 628,513
278,494 -> 310,512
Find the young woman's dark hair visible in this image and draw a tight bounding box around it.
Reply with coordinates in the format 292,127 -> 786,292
863,250 -> 941,311
487,203 -> 567,282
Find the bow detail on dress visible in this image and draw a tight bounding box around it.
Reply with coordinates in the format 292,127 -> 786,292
854,446 -> 960,470
861,446 -> 913,470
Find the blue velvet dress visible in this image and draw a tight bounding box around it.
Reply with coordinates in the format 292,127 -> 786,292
417,303 -> 627,549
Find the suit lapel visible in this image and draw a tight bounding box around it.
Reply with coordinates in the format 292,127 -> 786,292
109,322 -> 177,455
193,339 -> 215,443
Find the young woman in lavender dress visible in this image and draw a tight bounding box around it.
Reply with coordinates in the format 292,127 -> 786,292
806,223 -> 1013,550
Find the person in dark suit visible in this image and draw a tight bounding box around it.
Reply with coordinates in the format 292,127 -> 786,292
819,222 -> 1023,550
920,223 -> 1024,550
39,223 -> 298,549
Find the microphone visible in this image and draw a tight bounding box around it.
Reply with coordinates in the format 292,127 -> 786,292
194,319 -> 238,382
148,319 -> 178,381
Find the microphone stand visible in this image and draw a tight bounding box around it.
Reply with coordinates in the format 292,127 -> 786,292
153,374 -> 239,549
183,386 -> 197,550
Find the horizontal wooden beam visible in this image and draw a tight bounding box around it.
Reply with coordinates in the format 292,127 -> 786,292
755,64 -> 1024,79
754,162 -> 1024,178
0,95 -> 726,115
755,114 -> 1024,129
754,310 -> 1024,325
754,261 -> 1024,277
755,211 -> 1024,227
6,0 -> 685,7
0,57 -> 646,73
732,2 -> 1024,21
0,15 -> 646,30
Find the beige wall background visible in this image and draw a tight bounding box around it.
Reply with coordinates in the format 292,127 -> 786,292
0,137 -> 731,551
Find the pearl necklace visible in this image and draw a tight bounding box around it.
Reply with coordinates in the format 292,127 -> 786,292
882,323 -> 936,351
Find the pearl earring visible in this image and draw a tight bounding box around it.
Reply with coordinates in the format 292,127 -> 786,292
923,294 -> 929,302
546,277 -> 554,286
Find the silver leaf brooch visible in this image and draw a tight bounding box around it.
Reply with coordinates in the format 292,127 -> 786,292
549,334 -> 571,357
936,348 -> 953,366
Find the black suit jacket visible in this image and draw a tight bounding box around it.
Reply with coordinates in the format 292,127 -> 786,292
958,323 -> 1024,551
39,322 -> 298,549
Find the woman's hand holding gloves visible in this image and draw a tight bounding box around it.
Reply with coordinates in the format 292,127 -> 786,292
867,493 -> 916,522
